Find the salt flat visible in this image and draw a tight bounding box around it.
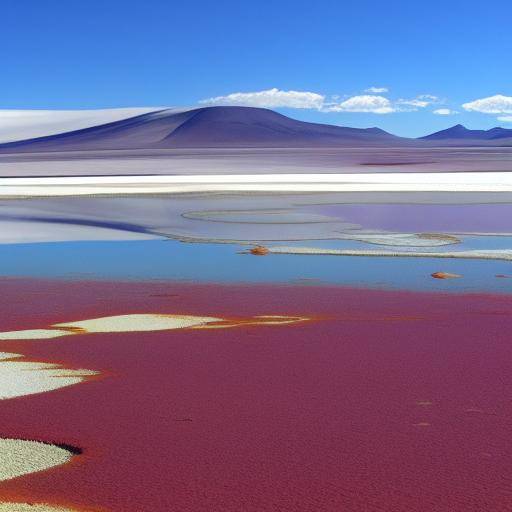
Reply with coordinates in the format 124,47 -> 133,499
3,171 -> 512,197
1,147 -> 512,178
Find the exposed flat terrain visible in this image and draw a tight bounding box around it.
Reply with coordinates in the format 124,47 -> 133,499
1,147 -> 512,177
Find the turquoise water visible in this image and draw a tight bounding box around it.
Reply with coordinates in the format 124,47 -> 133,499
1,239 -> 511,293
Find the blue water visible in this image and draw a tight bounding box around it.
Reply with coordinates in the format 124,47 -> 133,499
1,239 -> 511,294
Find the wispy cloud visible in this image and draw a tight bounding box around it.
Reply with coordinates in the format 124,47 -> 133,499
433,108 -> 458,115
325,95 -> 395,114
462,94 -> 512,114
200,88 -> 325,110
364,86 -> 388,94
396,95 -> 440,109
497,115 -> 512,123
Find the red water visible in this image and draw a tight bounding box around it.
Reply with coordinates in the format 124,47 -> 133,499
1,279 -> 512,511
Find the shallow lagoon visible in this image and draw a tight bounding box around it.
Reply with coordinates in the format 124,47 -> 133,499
2,238 -> 512,293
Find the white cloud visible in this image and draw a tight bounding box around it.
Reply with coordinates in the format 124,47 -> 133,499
199,88 -> 444,116
462,94 -> 512,114
364,86 -> 388,94
497,115 -> 512,123
397,95 -> 440,109
200,88 -> 325,110
418,94 -> 440,102
433,108 -> 458,115
398,99 -> 429,108
326,95 -> 395,114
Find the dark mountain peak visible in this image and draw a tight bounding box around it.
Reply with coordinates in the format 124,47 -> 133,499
364,127 -> 389,134
486,126 -> 512,139
420,124 -> 469,140
421,123 -> 512,141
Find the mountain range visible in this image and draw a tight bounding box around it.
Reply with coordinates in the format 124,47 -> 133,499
420,124 -> 512,141
0,106 -> 511,152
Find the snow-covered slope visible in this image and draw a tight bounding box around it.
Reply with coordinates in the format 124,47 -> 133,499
0,107 -> 165,143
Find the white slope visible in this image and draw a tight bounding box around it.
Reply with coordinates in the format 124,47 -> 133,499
0,107 -> 165,143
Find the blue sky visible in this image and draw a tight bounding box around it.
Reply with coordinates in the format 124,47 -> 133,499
2,0 -> 512,137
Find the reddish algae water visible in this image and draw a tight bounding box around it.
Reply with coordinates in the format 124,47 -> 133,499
0,279 -> 511,511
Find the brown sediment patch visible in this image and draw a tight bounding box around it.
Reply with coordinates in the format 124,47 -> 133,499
431,271 -> 462,279
417,233 -> 461,243
250,245 -> 269,256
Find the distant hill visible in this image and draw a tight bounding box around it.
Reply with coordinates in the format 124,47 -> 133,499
2,109 -> 512,153
0,106 -> 407,152
420,124 -> 512,142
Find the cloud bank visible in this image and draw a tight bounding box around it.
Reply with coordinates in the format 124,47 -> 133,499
201,88 -> 441,115
325,95 -> 394,114
462,94 -> 512,114
200,88 -> 325,110
201,88 -> 480,117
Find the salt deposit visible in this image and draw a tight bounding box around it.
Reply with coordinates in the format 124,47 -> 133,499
0,438 -> 73,481
0,352 -> 97,399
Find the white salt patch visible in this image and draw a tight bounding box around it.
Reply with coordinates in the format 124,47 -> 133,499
0,438 -> 72,481
0,352 -> 97,400
339,233 -> 458,247
54,313 -> 221,333
0,329 -> 70,340
3,172 -> 512,197
0,504 -> 76,511
0,314 -> 309,341
267,246 -> 512,261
